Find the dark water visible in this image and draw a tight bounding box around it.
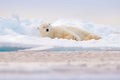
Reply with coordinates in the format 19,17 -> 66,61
0,47 -> 27,52
0,47 -> 120,52
47,47 -> 120,51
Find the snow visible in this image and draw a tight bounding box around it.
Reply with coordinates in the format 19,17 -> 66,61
0,63 -> 120,80
0,16 -> 120,51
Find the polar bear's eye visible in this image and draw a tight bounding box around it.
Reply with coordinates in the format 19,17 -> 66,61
46,29 -> 49,32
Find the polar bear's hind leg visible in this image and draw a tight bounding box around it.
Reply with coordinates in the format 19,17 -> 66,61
84,34 -> 101,40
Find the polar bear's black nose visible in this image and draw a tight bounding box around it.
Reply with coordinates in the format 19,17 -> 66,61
46,29 -> 49,32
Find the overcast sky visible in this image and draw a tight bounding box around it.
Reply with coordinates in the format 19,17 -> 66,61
0,0 -> 120,26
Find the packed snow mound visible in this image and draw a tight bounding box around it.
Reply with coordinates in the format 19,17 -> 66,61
0,16 -> 42,36
0,16 -> 120,51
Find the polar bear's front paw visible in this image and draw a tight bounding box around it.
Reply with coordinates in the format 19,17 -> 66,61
73,36 -> 81,41
65,35 -> 81,41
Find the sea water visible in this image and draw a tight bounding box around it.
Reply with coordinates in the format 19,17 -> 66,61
0,47 -> 27,52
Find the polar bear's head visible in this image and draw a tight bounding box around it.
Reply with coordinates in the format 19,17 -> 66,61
37,23 -> 52,37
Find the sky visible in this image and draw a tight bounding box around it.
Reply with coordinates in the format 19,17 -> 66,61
0,0 -> 120,26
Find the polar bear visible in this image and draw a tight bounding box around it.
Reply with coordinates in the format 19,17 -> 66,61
37,23 -> 101,41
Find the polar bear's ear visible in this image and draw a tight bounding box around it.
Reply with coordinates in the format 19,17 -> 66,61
48,23 -> 52,28
48,23 -> 51,26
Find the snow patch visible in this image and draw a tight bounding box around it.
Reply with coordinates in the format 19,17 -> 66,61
0,16 -> 120,51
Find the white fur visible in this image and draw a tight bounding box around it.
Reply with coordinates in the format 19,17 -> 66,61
37,23 -> 101,41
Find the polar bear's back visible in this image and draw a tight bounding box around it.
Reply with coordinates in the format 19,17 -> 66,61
66,26 -> 88,36
66,26 -> 101,40
50,26 -> 76,38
